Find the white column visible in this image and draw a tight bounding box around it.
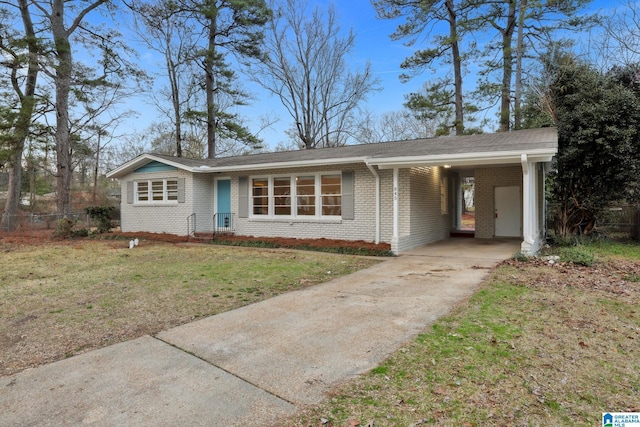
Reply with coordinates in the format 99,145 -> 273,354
521,154 -> 537,254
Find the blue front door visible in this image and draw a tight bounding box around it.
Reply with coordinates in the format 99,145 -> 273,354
216,179 -> 231,228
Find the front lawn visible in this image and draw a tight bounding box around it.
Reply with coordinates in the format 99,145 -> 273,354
0,239 -> 379,377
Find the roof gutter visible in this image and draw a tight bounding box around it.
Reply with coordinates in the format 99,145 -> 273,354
370,148 -> 556,170
189,157 -> 371,174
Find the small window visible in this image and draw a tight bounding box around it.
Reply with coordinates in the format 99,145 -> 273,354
136,181 -> 149,202
152,180 -> 164,201
135,179 -> 179,203
166,180 -> 178,201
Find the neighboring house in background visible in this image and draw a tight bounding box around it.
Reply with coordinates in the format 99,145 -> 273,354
106,127 -> 557,255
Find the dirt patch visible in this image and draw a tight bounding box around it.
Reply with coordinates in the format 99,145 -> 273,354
1,230 -> 390,253
209,234 -> 391,252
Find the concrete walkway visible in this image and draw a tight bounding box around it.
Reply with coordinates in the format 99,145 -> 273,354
0,238 -> 519,427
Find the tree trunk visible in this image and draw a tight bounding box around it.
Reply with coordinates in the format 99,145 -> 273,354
446,0 -> 464,135
514,0 -> 526,130
92,133 -> 100,204
206,3 -> 218,159
499,0 -> 517,132
167,47 -> 182,157
48,0 -> 106,215
51,0 -> 73,216
1,0 -> 39,230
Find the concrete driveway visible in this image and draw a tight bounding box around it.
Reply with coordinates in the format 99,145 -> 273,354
0,238 -> 519,426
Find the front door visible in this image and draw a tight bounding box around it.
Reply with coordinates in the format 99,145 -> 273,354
494,186 -> 521,237
216,179 -> 231,229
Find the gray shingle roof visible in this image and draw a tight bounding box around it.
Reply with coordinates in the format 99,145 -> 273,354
108,127 -> 557,178
157,127 -> 557,167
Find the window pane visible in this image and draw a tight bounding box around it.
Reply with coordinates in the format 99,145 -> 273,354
296,176 -> 315,216
322,196 -> 341,216
137,181 -> 148,201
151,180 -> 164,201
321,175 -> 341,194
321,175 -> 341,216
297,196 -> 316,216
166,180 -> 178,201
273,177 -> 291,215
252,178 -> 268,215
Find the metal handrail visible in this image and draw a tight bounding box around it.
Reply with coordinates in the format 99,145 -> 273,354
213,212 -> 234,236
187,213 -> 196,237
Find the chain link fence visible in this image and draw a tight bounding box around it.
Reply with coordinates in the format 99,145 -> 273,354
0,212 -> 93,236
597,205 -> 639,240
546,204 -> 639,241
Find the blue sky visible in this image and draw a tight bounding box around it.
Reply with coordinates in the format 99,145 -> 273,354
111,0 -> 618,151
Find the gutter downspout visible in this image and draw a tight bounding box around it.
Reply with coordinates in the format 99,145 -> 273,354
366,163 -> 380,244
392,167 -> 399,252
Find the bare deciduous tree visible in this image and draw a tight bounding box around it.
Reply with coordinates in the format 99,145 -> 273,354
131,0 -> 201,158
352,109 -> 439,144
252,0 -> 379,149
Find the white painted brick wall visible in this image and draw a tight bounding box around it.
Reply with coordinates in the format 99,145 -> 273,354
396,167 -> 451,253
117,163 -> 452,250
229,164 -> 383,243
119,170 -> 194,235
192,173 -> 214,232
475,166 -> 522,239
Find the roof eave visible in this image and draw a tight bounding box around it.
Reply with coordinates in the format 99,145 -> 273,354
106,154 -> 196,178
191,156 -> 370,173
369,148 -> 556,170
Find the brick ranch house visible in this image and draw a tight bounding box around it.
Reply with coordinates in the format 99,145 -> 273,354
106,127 -> 557,255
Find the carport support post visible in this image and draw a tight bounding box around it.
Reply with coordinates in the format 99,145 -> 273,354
521,154 -> 537,254
392,167 -> 399,253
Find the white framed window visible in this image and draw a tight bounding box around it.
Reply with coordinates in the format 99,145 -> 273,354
250,173 -> 342,218
136,178 -> 179,203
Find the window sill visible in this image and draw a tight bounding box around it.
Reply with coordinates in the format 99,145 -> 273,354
248,217 -> 342,224
133,202 -> 179,207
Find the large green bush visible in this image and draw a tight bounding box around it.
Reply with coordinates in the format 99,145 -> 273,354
85,206 -> 114,234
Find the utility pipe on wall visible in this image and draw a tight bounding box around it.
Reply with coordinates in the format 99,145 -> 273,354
366,163 -> 380,244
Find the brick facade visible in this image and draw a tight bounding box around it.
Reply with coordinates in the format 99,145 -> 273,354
474,166 -> 523,239
118,164 -> 454,250
395,167 -> 451,253
118,163 -> 530,253
229,163 -> 391,243
120,170 -> 194,235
